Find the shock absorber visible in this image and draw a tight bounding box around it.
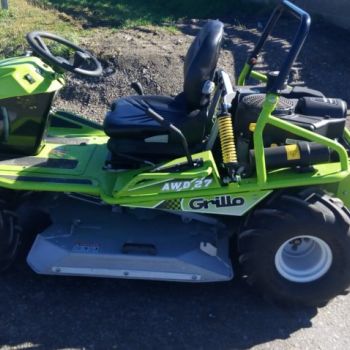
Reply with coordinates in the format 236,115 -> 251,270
217,109 -> 239,181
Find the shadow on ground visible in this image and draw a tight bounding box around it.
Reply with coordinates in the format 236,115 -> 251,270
0,263 -> 317,350
36,0 -> 269,28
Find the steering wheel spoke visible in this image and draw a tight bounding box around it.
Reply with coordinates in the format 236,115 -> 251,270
34,36 -> 50,55
56,56 -> 71,66
73,51 -> 91,68
26,31 -> 103,77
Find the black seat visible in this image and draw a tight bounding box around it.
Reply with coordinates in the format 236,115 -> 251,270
104,20 -> 224,160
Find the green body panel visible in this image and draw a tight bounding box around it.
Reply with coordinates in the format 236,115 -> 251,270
0,110 -> 347,214
126,191 -> 271,216
0,56 -> 64,100
48,110 -> 106,138
115,151 -> 221,197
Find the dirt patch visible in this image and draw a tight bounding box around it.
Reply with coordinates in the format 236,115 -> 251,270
54,16 -> 350,124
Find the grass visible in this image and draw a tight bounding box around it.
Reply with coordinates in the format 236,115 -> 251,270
0,0 -> 81,58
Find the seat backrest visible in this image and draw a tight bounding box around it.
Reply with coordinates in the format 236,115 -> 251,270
183,20 -> 224,110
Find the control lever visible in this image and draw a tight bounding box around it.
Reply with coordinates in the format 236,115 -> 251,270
131,81 -> 144,95
146,108 -> 194,167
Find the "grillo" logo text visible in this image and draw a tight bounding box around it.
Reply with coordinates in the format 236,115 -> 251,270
189,196 -> 245,210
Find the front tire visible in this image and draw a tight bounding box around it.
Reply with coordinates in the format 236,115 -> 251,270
238,191 -> 350,307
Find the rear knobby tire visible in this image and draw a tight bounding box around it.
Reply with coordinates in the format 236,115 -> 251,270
238,190 -> 350,307
0,209 -> 22,272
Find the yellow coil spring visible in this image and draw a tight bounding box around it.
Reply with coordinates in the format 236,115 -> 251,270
218,115 -> 237,164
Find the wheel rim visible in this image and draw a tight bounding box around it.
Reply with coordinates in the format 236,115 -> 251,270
274,235 -> 333,283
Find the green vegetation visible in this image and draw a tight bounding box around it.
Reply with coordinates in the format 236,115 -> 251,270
0,0 -> 80,58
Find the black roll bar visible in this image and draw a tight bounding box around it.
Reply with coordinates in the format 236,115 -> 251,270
247,0 -> 311,93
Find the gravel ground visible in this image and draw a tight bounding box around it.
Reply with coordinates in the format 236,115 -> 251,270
2,11 -> 350,350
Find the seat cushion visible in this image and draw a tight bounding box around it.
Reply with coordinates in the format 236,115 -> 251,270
104,94 -> 206,147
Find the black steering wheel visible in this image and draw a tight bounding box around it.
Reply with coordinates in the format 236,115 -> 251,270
26,31 -> 103,77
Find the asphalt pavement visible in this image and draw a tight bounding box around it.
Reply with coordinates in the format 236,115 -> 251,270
1,262 -> 349,350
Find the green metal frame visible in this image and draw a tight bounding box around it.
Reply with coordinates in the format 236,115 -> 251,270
0,107 -> 346,211
0,53 -> 349,215
237,63 -> 350,205
239,64 -> 349,177
238,63 -> 268,86
253,93 -> 349,185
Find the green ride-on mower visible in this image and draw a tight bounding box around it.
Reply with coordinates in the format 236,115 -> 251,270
1,0 -> 350,307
